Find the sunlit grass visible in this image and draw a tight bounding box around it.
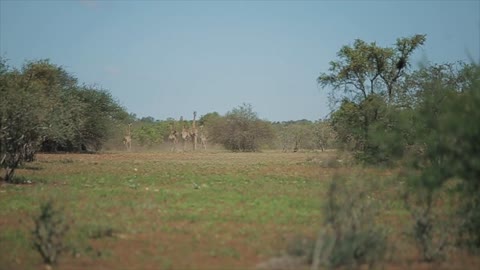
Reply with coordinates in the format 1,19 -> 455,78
0,151 -> 430,269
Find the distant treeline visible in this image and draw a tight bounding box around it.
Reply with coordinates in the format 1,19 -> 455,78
122,105 -> 335,152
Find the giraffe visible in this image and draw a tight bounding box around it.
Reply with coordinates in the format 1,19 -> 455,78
199,125 -> 207,150
180,116 -> 191,151
168,122 -> 179,152
190,111 -> 199,151
123,123 -> 132,151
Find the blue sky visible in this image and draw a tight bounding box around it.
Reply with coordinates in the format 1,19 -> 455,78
1,0 -> 479,121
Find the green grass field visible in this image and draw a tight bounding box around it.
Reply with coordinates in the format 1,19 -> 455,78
1,151 -> 478,270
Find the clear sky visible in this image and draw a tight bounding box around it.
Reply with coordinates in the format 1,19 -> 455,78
1,0 -> 479,121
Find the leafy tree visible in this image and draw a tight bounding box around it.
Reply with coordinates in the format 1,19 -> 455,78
318,34 -> 426,104
1,58 -> 129,182
199,112 -> 221,126
133,120 -> 170,147
20,60 -> 85,152
139,116 -> 156,123
0,60 -> 46,181
74,86 -> 129,151
313,120 -> 336,151
318,35 -> 426,163
209,104 -> 274,152
273,121 -> 319,152
330,99 -> 363,151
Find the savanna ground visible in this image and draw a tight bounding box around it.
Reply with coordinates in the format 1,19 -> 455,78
1,151 -> 479,270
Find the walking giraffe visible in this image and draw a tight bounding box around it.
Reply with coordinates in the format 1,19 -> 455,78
190,111 -> 199,151
199,125 -> 207,150
168,121 -> 179,152
123,123 -> 132,151
180,116 -> 191,151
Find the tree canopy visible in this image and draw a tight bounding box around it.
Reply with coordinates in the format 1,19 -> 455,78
318,34 -> 426,105
0,58 -> 130,182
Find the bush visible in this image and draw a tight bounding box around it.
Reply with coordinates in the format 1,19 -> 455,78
312,175 -> 388,269
208,104 -> 274,152
403,63 -> 480,252
402,179 -> 453,262
32,201 -> 69,265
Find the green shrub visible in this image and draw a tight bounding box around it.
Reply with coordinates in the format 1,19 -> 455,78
403,63 -> 480,252
208,103 -> 274,152
32,201 -> 69,265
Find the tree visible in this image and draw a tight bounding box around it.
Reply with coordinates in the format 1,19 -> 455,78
199,112 -> 221,126
318,34 -> 426,104
313,120 -> 336,151
1,58 -> 129,182
209,104 -> 274,152
0,60 -> 46,181
273,121 -> 319,152
73,86 -> 129,151
329,99 -> 363,151
133,120 -> 170,147
318,35 -> 426,163
20,60 -> 85,152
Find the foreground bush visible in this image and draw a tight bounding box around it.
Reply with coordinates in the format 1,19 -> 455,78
32,201 -> 69,265
312,175 -> 388,269
401,64 -> 480,253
